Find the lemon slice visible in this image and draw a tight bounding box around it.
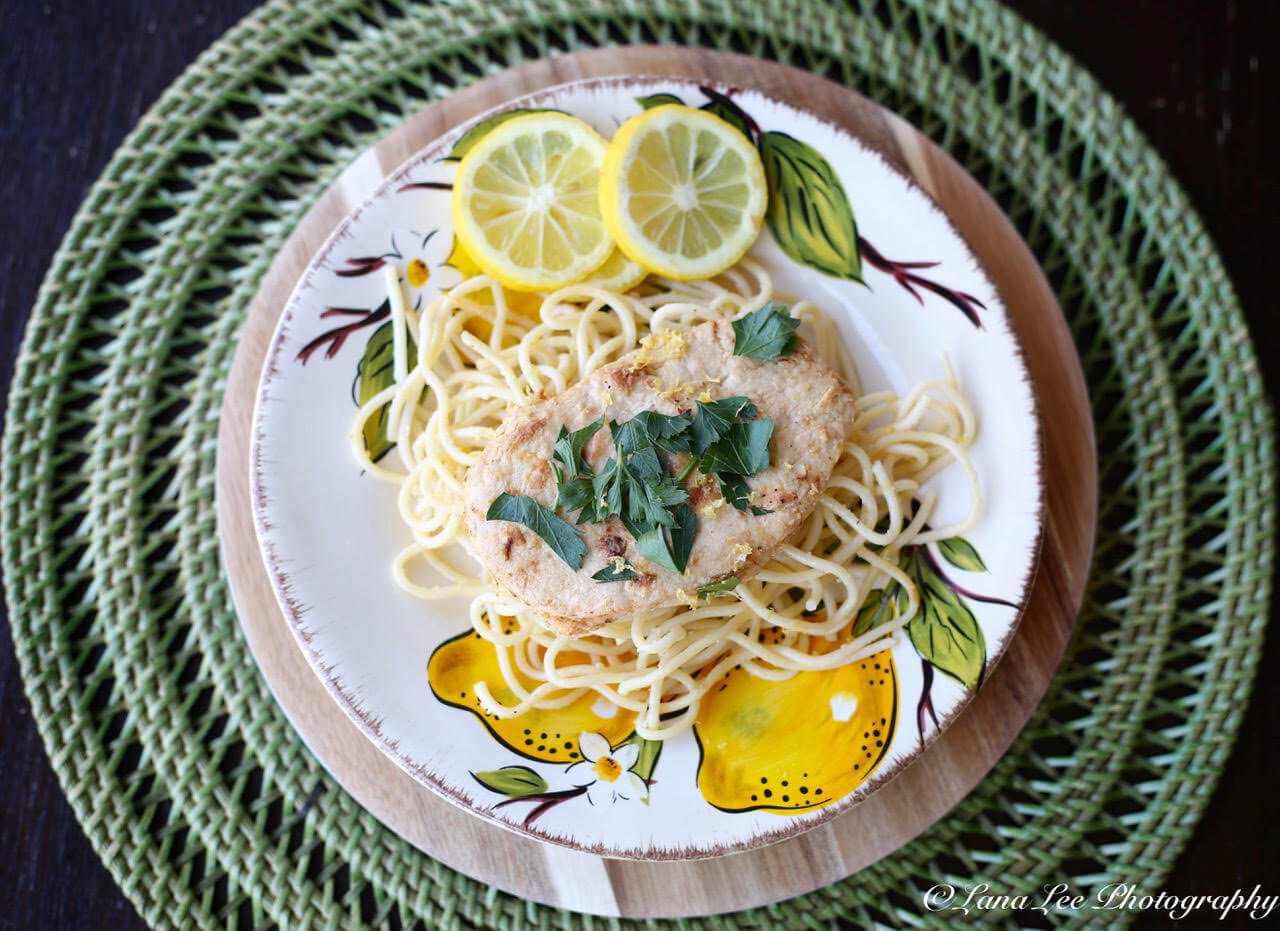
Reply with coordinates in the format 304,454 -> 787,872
599,105 -> 767,281
577,248 -> 648,292
452,112 -> 613,292
451,234 -> 644,299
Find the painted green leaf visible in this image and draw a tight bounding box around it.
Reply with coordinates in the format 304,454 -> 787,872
698,87 -> 753,140
472,765 -> 548,797
446,108 -> 557,161
635,93 -> 684,110
626,735 -> 663,783
353,313 -> 416,462
757,131 -> 862,281
937,536 -> 988,572
906,559 -> 987,691
853,583 -> 909,636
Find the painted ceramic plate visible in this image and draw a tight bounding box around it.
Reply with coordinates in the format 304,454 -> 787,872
250,77 -> 1043,858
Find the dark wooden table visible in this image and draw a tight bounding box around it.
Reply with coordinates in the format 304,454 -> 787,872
1,1 -> 1274,928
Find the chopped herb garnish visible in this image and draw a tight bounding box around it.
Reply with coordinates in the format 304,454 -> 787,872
700,417 -> 774,476
486,493 -> 587,570
552,420 -> 604,516
592,560 -> 638,582
511,376 -> 778,577
555,475 -> 596,516
689,396 -> 757,453
616,410 -> 693,454
670,504 -> 698,573
732,302 -> 801,361
629,521 -> 681,573
717,473 -> 752,511
716,473 -> 773,516
551,420 -> 602,483
698,576 -> 740,598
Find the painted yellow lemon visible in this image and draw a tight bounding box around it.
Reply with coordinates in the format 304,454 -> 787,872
427,624 -> 636,764
694,639 -> 897,814
452,112 -> 613,292
599,104 -> 766,280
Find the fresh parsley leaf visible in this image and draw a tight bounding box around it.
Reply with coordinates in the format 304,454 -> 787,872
602,444 -> 686,529
628,519 -> 681,574
486,493 -> 587,570
555,475 -> 597,518
731,302 -> 801,361
551,419 -> 602,483
700,418 -> 774,476
717,473 -> 753,512
592,561 -> 638,582
626,443 -> 668,483
698,576 -> 740,598
670,504 -> 698,573
689,396 -> 757,453
616,410 -> 693,454
608,417 -> 646,455
716,473 -> 774,515
589,459 -> 624,522
626,472 -> 683,528
539,391 -> 772,581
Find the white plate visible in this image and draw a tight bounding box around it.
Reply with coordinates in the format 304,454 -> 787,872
250,76 -> 1043,859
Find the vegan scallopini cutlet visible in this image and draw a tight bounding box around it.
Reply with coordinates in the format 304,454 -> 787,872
464,317 -> 857,634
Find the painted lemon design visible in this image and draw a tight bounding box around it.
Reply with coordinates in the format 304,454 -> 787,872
427,624 -> 636,763
599,104 -> 766,280
452,112 -> 613,292
694,643 -> 897,814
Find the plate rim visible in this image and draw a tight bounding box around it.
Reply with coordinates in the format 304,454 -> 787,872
248,72 -> 1047,860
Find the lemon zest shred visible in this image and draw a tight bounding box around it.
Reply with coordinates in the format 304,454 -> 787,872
675,588 -> 700,608
640,329 -> 688,360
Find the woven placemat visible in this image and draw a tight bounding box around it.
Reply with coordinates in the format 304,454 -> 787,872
2,0 -> 1272,928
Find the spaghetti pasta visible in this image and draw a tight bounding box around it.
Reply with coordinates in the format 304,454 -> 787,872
352,259 -> 979,740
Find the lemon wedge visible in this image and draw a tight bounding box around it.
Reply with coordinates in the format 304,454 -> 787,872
599,105 -> 767,281
452,112 -> 613,292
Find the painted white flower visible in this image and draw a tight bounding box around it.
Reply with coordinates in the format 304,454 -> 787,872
397,228 -> 461,306
566,732 -> 648,806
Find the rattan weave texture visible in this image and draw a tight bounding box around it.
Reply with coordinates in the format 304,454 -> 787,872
2,0 -> 1273,928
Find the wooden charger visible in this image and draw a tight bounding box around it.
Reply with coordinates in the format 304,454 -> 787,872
216,47 -> 1096,919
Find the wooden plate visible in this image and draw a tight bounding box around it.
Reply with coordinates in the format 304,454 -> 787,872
216,46 -> 1095,918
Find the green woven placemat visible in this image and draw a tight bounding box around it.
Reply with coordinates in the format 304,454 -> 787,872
2,0 -> 1273,927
